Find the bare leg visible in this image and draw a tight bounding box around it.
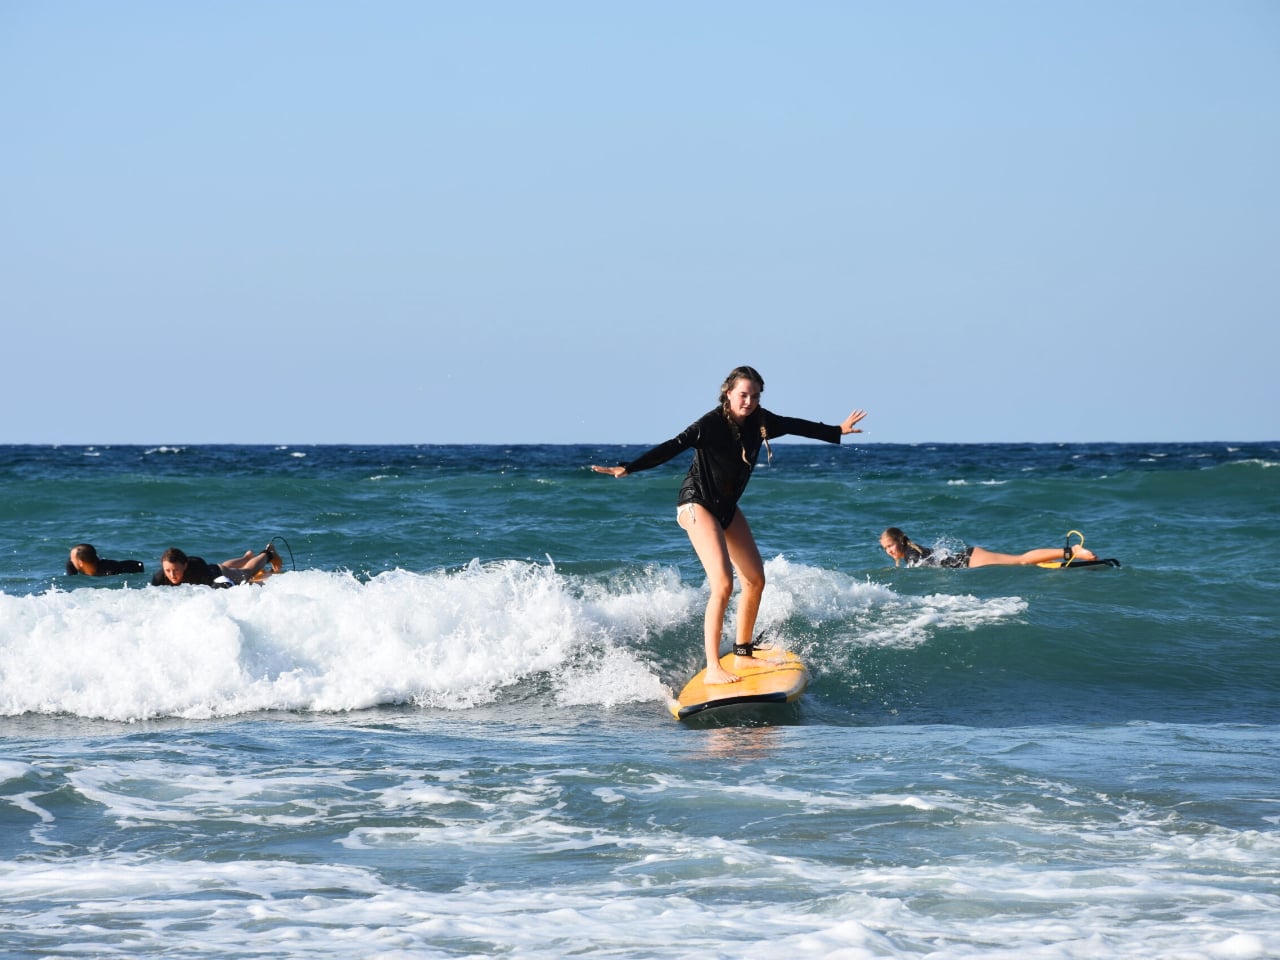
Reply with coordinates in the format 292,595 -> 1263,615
679,504 -> 742,685
967,544 -> 1097,567
723,509 -> 768,669
219,548 -> 274,582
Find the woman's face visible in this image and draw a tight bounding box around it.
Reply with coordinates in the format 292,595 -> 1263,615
725,378 -> 761,421
162,558 -> 188,584
879,533 -> 905,561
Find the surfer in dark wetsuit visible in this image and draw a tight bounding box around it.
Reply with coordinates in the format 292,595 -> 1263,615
879,527 -> 1098,568
66,543 -> 144,577
149,544 -> 282,588
592,365 -> 867,685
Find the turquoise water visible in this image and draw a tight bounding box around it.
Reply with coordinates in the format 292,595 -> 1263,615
2,442 -> 1278,958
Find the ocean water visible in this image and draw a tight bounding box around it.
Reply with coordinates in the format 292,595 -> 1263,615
1,441 -> 1277,959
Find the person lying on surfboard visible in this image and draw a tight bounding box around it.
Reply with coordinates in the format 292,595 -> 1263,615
592,365 -> 866,685
879,527 -> 1104,568
65,543 -> 145,576
149,544 -> 282,588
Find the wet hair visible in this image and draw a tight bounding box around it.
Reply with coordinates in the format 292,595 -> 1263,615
882,527 -> 928,560
71,543 -> 99,563
718,365 -> 772,465
160,547 -> 189,566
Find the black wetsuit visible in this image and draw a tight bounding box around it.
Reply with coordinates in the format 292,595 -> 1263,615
65,558 -> 144,576
149,557 -> 223,587
904,545 -> 974,569
622,407 -> 843,528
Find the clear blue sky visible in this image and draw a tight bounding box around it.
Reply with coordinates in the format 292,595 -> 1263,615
3,1 -> 1277,445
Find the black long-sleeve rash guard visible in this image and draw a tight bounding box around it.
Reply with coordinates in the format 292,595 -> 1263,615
148,556 -> 223,587
621,407 -> 843,528
65,557 -> 144,576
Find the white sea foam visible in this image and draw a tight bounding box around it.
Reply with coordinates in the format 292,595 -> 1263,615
753,557 -> 1025,652
0,560 -> 1028,721
2,824 -> 1275,960
4,717 -> 1277,960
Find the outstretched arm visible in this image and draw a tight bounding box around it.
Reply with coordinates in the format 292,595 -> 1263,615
589,419 -> 702,478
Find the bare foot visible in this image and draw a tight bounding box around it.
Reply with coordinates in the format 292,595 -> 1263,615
1069,545 -> 1097,561
705,664 -> 741,685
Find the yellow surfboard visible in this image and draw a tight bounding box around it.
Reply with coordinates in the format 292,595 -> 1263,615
669,648 -> 808,720
1035,531 -> 1120,569
1035,558 -> 1122,569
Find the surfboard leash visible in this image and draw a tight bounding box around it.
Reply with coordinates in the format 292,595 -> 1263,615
734,626 -> 776,656
267,535 -> 296,571
1063,530 -> 1085,568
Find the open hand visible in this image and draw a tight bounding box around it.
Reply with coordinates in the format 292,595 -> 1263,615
841,409 -> 867,434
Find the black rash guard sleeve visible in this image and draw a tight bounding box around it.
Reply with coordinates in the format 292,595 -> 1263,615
620,419 -> 703,476
67,557 -> 144,576
97,558 -> 144,576
621,409 -> 842,476
760,410 -> 842,445
619,407 -> 844,528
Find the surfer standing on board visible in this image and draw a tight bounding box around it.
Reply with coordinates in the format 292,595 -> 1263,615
592,365 -> 866,685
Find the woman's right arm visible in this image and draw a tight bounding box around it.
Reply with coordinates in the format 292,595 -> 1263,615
590,418 -> 702,477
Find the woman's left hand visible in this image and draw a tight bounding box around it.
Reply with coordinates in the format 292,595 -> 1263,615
841,409 -> 867,434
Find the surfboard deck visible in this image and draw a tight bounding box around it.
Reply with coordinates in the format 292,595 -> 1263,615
669,648 -> 808,720
1035,558 -> 1122,569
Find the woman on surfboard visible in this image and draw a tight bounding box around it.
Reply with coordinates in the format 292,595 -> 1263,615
149,543 -> 283,588
592,365 -> 866,686
879,527 -> 1102,568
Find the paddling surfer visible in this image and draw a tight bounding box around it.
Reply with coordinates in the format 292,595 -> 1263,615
66,543 -> 144,577
149,544 -> 282,588
879,527 -> 1099,568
